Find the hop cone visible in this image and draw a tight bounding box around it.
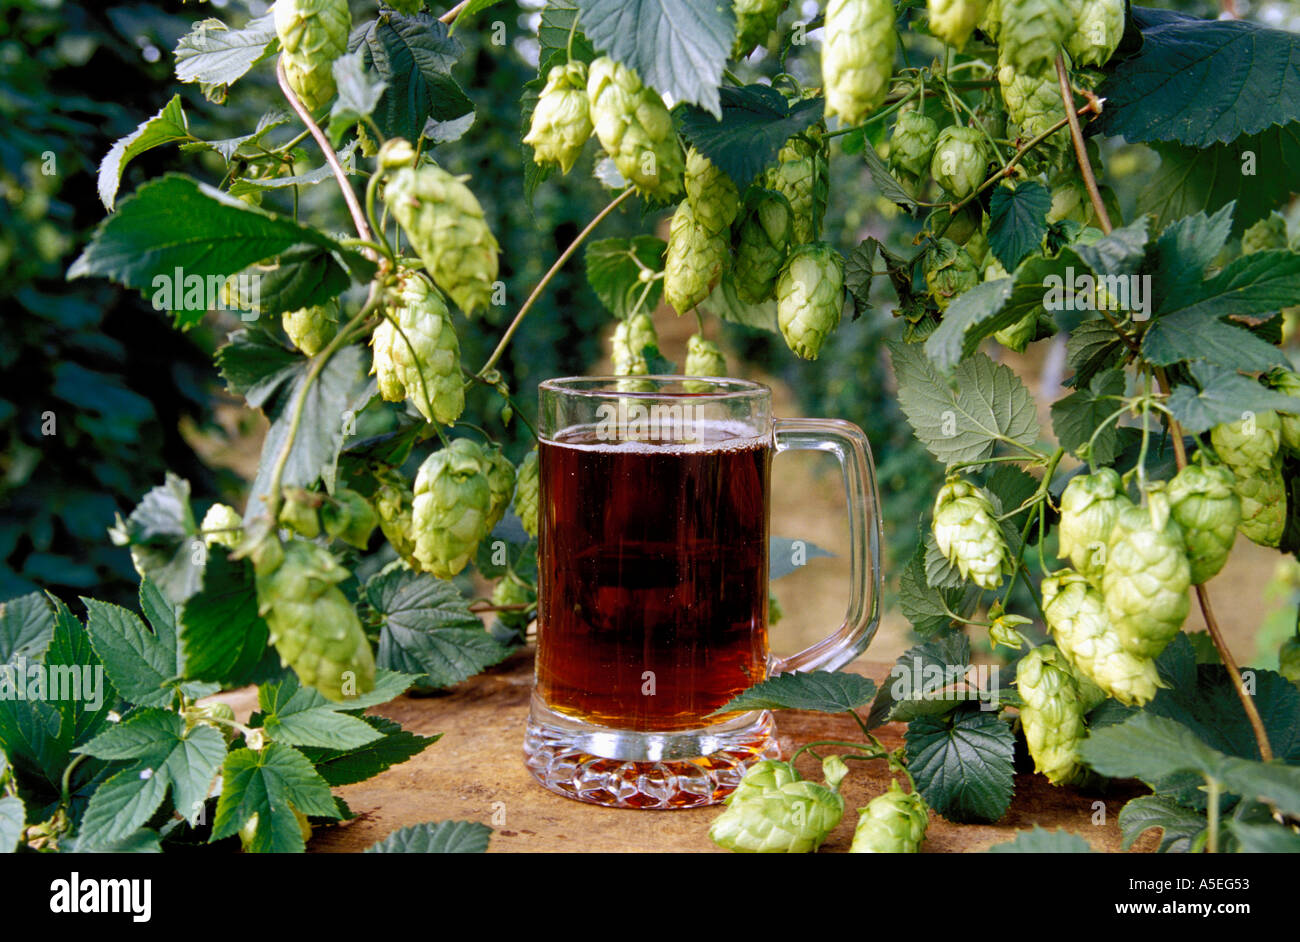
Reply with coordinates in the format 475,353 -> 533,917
524,60 -> 593,174
998,0 -> 1076,74
848,780 -> 929,853
710,776 -> 844,853
513,449 -> 539,538
278,488 -> 322,539
374,473 -> 418,565
734,0 -> 787,56
385,160 -> 500,316
1281,636 -> 1300,685
1167,460 -> 1240,584
664,199 -> 729,315
1057,468 -> 1130,587
1241,213 -> 1289,254
728,760 -> 800,805
1042,569 -> 1159,706
928,0 -> 990,49
1211,412 -> 1285,546
930,125 -> 989,197
1017,645 -> 1086,784
275,0 -> 350,111
1102,494 -> 1191,660
253,540 -> 375,702
765,136 -> 827,243
685,334 -> 727,379
733,189 -> 794,304
997,64 -> 1066,147
923,238 -> 979,310
1066,0 -> 1124,67
822,0 -> 896,125
889,110 -> 940,178
776,242 -> 844,359
371,275 -> 465,425
321,488 -> 379,549
483,446 -> 517,533
492,577 -> 535,632
1267,369 -> 1300,452
684,148 -> 740,235
587,57 -> 685,200
282,304 -> 337,356
201,503 -> 243,550
412,438 -> 493,579
994,312 -> 1038,352
611,312 -> 658,376
980,0 -> 1003,40
933,478 -> 1013,589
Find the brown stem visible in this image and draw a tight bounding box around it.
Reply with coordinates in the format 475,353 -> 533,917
276,59 -> 375,252
439,1 -> 471,24
1154,368 -> 1274,761
1054,54 -> 1112,235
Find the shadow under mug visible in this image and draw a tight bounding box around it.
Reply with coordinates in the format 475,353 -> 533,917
523,376 -> 882,809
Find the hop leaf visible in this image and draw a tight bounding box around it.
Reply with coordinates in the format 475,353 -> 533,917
776,242 -> 844,359
1042,569 -> 1160,707
849,779 -> 930,853
524,60 -> 593,175
1016,644 -> 1086,784
587,57 -> 685,200
929,126 -> 989,198
275,0 -> 351,111
252,539 -> 376,702
928,0 -> 990,49
1280,636 -> 1300,685
385,159 -> 500,316
1056,468 -> 1131,587
932,478 -> 1013,589
371,275 -> 465,425
1101,492 -> 1191,660
664,200 -> 730,315
412,439 -> 493,579
733,188 -> 794,304
1167,459 -> 1240,584
822,0 -> 896,126
282,304 -> 338,356
513,449 -> 539,539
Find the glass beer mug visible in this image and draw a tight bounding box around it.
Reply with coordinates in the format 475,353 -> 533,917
524,376 -> 882,809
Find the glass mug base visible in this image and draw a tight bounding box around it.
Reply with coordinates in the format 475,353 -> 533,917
523,694 -> 781,809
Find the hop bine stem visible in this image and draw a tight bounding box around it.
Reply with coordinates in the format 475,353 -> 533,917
1054,54 -> 1111,235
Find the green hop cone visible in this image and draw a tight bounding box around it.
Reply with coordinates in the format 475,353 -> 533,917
822,0 -> 896,126
320,488 -> 379,550
513,449 -> 539,538
684,148 -> 740,235
929,125 -> 989,198
733,0 -> 788,56
998,0 -> 1076,74
1042,569 -> 1160,707
726,760 -> 800,805
923,238 -> 979,310
1210,412 -> 1285,546
980,0 -> 1002,40
733,189 -> 794,304
776,242 -> 845,360
1065,0 -> 1124,67
1056,468 -> 1131,587
849,779 -> 929,853
253,539 -> 376,702
524,60 -> 593,175
1167,460 -> 1240,584
282,304 -> 338,356
186,701 -> 239,744
483,446 -> 517,533
664,199 -> 730,315
932,478 -> 1013,589
201,502 -> 243,550
1280,635 -> 1300,685
1241,213 -> 1289,254
492,577 -> 535,632
275,0 -> 350,111
411,438 -> 493,579
385,0 -> 425,13
889,110 -> 940,178
928,0 -> 990,49
385,159 -> 500,316
710,776 -> 845,853
765,135 -> 827,243
684,334 -> 728,392
997,64 -> 1066,145
1267,369 -> 1300,452
587,57 -> 685,200
374,473 -> 418,565
1016,644 -> 1086,785
768,591 -> 784,625
1102,492 -> 1191,660
371,275 -> 465,425
611,311 -> 659,376
994,312 -> 1038,352
278,487 -> 322,539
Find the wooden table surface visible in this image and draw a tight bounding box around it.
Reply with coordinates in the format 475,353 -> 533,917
270,651 -> 1154,853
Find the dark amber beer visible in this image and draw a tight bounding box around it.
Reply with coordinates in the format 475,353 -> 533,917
536,425 -> 770,731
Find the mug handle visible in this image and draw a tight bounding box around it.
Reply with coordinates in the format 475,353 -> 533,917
769,418 -> 883,674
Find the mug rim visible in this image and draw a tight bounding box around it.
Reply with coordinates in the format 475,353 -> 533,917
539,375 -> 771,400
